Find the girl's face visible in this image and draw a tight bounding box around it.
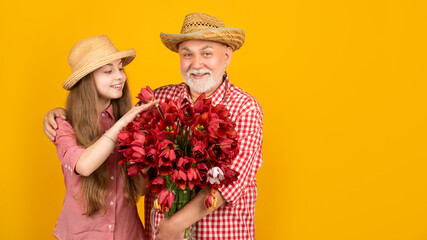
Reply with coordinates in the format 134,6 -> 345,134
92,59 -> 126,107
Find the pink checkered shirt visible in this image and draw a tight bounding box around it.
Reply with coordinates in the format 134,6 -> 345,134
144,74 -> 263,239
53,105 -> 145,240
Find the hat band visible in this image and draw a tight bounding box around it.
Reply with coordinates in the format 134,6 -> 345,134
182,21 -> 220,31
163,27 -> 245,37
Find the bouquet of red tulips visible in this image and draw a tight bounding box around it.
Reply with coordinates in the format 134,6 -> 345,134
117,86 -> 240,222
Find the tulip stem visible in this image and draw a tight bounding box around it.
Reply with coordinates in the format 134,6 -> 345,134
206,159 -> 214,169
155,104 -> 164,119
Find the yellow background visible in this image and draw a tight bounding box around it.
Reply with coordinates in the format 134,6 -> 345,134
1,0 -> 426,239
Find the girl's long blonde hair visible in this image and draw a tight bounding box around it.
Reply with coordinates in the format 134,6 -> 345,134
66,73 -> 141,216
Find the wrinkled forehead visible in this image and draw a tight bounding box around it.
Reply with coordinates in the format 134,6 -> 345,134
178,39 -> 227,51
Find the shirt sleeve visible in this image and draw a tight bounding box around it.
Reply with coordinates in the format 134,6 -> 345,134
53,118 -> 85,175
219,104 -> 264,206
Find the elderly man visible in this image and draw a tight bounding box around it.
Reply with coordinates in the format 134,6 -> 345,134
44,12 -> 263,240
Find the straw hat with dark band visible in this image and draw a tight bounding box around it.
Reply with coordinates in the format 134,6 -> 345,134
160,12 -> 245,53
63,35 -> 136,90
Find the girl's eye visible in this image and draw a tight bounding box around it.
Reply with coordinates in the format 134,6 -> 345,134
104,70 -> 112,74
119,68 -> 124,71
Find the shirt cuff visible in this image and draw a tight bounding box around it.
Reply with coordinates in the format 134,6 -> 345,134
219,181 -> 243,207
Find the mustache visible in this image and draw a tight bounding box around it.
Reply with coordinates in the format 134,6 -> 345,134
186,69 -> 212,78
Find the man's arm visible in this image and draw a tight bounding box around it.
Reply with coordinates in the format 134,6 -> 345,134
156,188 -> 225,240
43,108 -> 67,141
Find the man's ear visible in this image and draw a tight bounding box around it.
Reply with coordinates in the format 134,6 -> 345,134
225,46 -> 233,68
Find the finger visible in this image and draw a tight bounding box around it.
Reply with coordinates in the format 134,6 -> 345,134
54,110 -> 67,120
44,115 -> 57,136
140,100 -> 157,110
48,116 -> 58,130
133,106 -> 147,118
124,101 -> 158,123
43,116 -> 53,141
48,127 -> 57,138
43,128 -> 55,141
57,113 -> 67,120
132,104 -> 150,114
135,102 -> 155,116
48,132 -> 55,141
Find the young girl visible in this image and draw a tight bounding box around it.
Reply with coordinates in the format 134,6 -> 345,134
52,35 -> 154,240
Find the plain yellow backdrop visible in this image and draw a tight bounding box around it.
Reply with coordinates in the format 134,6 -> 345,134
1,0 -> 427,239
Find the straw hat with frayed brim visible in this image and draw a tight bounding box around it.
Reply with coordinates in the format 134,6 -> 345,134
63,35 -> 136,90
160,12 -> 245,53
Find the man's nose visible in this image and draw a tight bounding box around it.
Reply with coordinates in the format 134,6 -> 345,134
191,55 -> 204,69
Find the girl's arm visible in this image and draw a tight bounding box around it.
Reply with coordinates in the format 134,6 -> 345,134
76,101 -> 157,176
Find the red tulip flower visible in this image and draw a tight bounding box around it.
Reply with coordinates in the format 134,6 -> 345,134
158,140 -> 177,164
204,193 -> 218,210
118,147 -> 133,164
157,160 -> 174,176
158,189 -> 175,213
196,163 -> 209,188
126,164 -> 141,177
193,93 -> 212,113
139,109 -> 160,129
182,106 -> 197,126
171,169 -> 187,190
162,100 -> 179,121
177,157 -> 194,172
117,131 -> 131,145
137,86 -> 155,104
144,148 -> 158,167
192,112 -> 210,139
157,114 -> 178,137
208,144 -> 227,163
222,167 -> 239,186
131,146 -> 145,162
186,168 -> 201,190
192,140 -> 208,161
211,104 -> 230,121
146,176 -> 166,194
133,130 -> 145,140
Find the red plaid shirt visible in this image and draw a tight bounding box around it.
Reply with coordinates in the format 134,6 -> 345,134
144,74 -> 263,240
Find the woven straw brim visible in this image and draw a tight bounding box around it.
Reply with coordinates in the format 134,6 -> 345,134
160,27 -> 245,53
63,49 -> 136,90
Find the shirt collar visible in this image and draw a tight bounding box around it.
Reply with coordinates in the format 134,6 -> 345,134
101,104 -> 115,120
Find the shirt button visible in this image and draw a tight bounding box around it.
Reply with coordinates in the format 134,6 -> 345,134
110,201 -> 114,206
111,176 -> 114,180
101,113 -> 106,117
108,224 -> 112,229
111,150 -> 114,154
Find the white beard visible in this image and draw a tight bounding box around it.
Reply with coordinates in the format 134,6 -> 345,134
184,68 -> 223,94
